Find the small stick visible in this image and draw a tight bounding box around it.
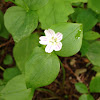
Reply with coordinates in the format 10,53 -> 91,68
0,37 -> 13,48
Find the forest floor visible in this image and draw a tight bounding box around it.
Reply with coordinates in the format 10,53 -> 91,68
0,0 -> 100,100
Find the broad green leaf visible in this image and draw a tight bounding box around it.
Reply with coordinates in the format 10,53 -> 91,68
3,67 -> 21,82
90,76 -> 100,92
4,6 -> 38,42
84,31 -> 100,40
88,0 -> 100,14
86,41 -> 100,66
3,55 -> 13,65
76,9 -> 98,32
0,10 -> 3,31
37,0 -> 74,29
15,0 -> 49,10
92,66 -> 100,73
79,94 -> 94,100
97,14 -> 100,22
0,80 -> 5,92
25,47 -> 60,88
50,23 -> 83,57
75,83 -> 88,93
0,75 -> 33,100
80,40 -> 90,56
13,33 -> 39,73
65,0 -> 87,3
69,8 -> 83,22
0,10 -> 9,39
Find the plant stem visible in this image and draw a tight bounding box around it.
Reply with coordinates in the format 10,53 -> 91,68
0,66 -> 5,71
60,60 -> 66,86
37,88 -> 56,96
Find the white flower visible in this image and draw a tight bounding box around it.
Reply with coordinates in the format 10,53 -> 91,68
39,29 -> 63,53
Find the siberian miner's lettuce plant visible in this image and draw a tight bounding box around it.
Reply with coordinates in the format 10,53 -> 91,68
0,0 -> 100,100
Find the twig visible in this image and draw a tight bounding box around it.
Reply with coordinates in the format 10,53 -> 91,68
0,37 -> 14,48
37,88 -> 56,96
63,62 -> 83,83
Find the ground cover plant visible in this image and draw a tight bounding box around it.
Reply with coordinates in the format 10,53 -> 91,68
0,0 -> 100,100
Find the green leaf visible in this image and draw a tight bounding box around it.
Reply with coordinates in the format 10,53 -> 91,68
25,47 -> 60,88
0,80 -> 5,92
86,41 -> 100,66
75,82 -> 88,93
50,23 -> 83,57
0,75 -> 33,100
79,94 -> 94,100
76,9 -> 98,32
3,54 -> 13,65
37,0 -> 74,29
13,33 -> 39,73
65,0 -> 87,3
4,6 -> 38,42
92,66 -> 100,73
90,76 -> 100,92
3,67 -> 21,82
88,0 -> 100,14
84,31 -> 100,40
15,0 -> 49,10
97,14 -> 100,22
0,10 -> 9,39
5,0 -> 14,2
69,8 -> 83,22
80,40 -> 90,56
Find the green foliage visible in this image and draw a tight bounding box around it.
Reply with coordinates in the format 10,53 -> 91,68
0,10 -> 9,39
65,0 -> 87,3
75,83 -> 88,93
90,75 -> 100,92
70,8 -> 83,22
79,94 -> 94,100
88,0 -> 100,14
84,31 -> 100,40
86,41 -> 100,66
3,54 -> 13,65
80,40 -> 90,56
51,23 -> 83,57
4,6 -> 38,42
13,34 -> 39,72
3,67 -> 21,82
1,0 -> 100,99
0,75 -> 33,100
0,80 -> 5,92
15,0 -> 49,10
76,9 -> 98,32
25,47 -> 60,88
37,0 -> 74,29
5,0 -> 14,2
92,66 -> 100,73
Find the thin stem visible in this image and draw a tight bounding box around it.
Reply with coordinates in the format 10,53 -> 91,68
60,60 -> 66,86
43,96 -> 60,100
22,0 -> 29,12
0,66 -> 5,71
37,88 -> 56,96
0,37 -> 13,48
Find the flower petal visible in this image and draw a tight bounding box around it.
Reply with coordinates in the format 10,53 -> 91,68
39,36 -> 48,45
56,32 -> 63,42
45,44 -> 54,53
54,42 -> 62,51
44,29 -> 55,37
